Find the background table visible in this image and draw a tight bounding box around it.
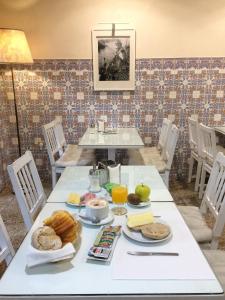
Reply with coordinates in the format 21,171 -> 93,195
0,201 -> 223,299
47,166 -> 174,203
215,126 -> 225,135
79,127 -> 144,160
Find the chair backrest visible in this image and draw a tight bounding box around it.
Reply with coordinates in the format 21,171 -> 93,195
158,118 -> 172,151
164,124 -> 179,170
200,152 -> 225,249
188,117 -> 200,155
0,215 -> 15,265
7,151 -> 46,231
42,119 -> 66,164
55,119 -> 67,151
199,123 -> 217,164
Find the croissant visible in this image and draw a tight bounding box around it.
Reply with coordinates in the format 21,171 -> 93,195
44,210 -> 79,243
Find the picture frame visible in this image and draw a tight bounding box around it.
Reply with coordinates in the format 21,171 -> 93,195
92,28 -> 135,91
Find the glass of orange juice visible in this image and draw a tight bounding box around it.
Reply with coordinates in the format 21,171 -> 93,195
111,185 -> 128,215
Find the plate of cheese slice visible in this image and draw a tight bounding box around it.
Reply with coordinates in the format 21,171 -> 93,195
123,212 -> 172,244
66,193 -> 96,207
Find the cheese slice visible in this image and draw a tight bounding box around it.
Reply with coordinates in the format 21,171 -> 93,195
67,193 -> 80,204
127,212 -> 154,228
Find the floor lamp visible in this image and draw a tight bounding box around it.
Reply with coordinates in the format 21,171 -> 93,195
0,28 -> 33,156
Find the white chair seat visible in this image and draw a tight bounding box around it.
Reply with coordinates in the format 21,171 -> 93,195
178,206 -> 212,243
55,145 -> 81,167
144,157 -> 167,173
56,145 -> 94,167
179,153 -> 225,249
139,147 -> 162,161
139,146 -> 160,155
127,149 -> 145,165
203,250 -> 225,289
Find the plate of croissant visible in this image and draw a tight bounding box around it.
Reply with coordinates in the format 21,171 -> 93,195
31,210 -> 81,254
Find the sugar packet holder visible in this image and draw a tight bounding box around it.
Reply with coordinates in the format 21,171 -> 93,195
87,225 -> 121,263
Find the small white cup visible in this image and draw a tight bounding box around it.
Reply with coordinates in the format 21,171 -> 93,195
86,199 -> 109,220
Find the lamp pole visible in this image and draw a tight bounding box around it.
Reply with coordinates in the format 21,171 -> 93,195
11,65 -> 21,156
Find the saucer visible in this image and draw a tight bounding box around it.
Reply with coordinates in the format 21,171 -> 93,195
78,211 -> 114,226
128,200 -> 151,208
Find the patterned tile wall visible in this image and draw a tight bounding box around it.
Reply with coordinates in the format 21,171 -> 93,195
0,58 -> 225,190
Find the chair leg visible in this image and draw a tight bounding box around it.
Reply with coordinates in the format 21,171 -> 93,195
52,167 -> 57,189
188,156 -> 194,183
194,159 -> 202,192
199,167 -> 206,199
210,238 -> 219,250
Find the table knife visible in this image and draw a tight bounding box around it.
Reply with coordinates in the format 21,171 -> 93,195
127,251 -> 179,256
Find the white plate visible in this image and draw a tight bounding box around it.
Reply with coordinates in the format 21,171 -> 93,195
128,200 -> 151,208
78,211 -> 114,226
66,201 -> 86,207
122,221 -> 172,244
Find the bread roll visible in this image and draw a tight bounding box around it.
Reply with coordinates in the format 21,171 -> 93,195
31,226 -> 62,250
141,223 -> 170,240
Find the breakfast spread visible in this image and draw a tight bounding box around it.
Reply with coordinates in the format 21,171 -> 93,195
32,226 -> 62,251
88,225 -> 121,261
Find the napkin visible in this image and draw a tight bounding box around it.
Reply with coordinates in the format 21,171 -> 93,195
27,243 -> 76,268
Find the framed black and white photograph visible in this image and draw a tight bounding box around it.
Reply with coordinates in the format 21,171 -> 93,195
92,28 -> 135,91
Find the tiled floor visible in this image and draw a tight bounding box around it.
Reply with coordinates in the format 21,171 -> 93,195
0,180 -> 224,277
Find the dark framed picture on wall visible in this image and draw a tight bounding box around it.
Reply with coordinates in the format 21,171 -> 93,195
92,28 -> 135,91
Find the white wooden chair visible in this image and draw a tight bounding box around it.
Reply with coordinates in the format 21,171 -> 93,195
139,118 -> 172,161
203,250 -> 225,289
0,215 -> 15,266
43,119 -> 95,188
178,152 -> 225,249
7,151 -> 46,231
140,124 -> 179,187
187,117 -> 203,191
198,123 -> 225,199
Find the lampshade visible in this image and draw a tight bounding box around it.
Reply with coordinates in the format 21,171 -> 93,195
0,28 -> 33,64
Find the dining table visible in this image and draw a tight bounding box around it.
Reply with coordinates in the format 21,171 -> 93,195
78,127 -> 144,161
47,165 -> 174,203
0,166 -> 223,300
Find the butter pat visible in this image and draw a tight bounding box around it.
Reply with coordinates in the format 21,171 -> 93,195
67,193 -> 80,204
127,212 -> 154,228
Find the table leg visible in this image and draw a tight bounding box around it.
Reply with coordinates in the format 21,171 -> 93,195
108,149 -> 116,161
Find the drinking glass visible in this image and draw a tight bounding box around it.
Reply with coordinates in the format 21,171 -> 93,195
111,185 -> 128,215
89,174 -> 101,193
